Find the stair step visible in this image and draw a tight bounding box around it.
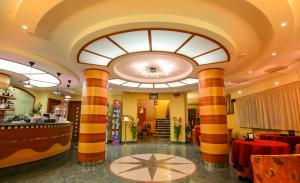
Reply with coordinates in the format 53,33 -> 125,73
156,131 -> 170,134
156,135 -> 170,138
156,129 -> 170,132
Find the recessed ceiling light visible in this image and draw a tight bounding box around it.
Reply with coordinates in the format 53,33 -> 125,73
139,83 -> 153,88
275,81 -> 279,86
272,52 -> 277,56
168,82 -> 186,87
280,22 -> 287,27
181,78 -> 198,84
21,25 -> 28,30
248,70 -> 252,74
108,79 -> 127,85
154,83 -> 169,88
238,90 -> 242,94
122,82 -> 140,87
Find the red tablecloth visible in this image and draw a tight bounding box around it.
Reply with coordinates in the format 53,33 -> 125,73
259,134 -> 300,153
231,139 -> 290,180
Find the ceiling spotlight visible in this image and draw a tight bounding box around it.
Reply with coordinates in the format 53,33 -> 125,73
248,70 -> 252,74
65,95 -> 71,99
24,61 -> 35,88
272,52 -> 277,56
280,22 -> 288,27
64,80 -> 72,99
53,72 -> 62,95
53,88 -> 60,95
275,81 -> 279,86
238,90 -> 242,94
24,83 -> 33,88
21,25 -> 28,30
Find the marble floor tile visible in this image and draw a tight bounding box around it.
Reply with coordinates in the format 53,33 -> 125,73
0,138 -> 247,183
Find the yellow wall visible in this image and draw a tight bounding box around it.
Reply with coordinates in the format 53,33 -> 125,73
16,86 -> 64,114
228,69 -> 300,137
155,100 -> 169,118
121,92 -> 187,142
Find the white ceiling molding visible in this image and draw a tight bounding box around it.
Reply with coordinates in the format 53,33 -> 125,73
108,77 -> 199,89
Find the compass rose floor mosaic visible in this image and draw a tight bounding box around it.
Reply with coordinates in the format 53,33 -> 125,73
110,153 -> 196,182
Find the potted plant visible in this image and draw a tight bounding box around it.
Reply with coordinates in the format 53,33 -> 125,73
129,116 -> 138,141
31,102 -> 42,117
173,116 -> 182,141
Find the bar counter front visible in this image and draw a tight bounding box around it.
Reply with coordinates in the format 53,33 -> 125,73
0,122 -> 72,168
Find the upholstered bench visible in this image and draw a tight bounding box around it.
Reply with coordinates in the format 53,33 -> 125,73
251,154 -> 300,183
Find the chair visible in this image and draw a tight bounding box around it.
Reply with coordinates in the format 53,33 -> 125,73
251,154 -> 300,183
296,144 -> 300,154
194,125 -> 200,145
227,128 -> 232,144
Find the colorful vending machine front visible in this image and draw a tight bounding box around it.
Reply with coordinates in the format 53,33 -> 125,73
112,100 -> 121,144
105,103 -> 110,143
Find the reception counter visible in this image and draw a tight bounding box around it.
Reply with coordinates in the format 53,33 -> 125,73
0,122 -> 72,168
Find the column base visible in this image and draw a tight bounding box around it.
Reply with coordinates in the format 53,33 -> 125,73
201,160 -> 229,171
78,159 -> 105,166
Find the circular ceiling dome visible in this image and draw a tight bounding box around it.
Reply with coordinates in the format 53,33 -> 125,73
78,28 -> 230,89
78,28 -> 229,67
112,52 -> 193,83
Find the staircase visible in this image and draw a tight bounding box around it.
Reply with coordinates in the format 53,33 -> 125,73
155,118 -> 170,139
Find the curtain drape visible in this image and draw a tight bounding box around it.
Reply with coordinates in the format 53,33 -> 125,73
236,82 -> 300,131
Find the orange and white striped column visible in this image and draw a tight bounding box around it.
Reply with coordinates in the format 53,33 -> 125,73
198,68 -> 228,166
0,73 -> 11,90
78,69 -> 108,163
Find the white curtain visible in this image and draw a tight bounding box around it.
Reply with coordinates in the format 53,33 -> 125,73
236,82 -> 300,131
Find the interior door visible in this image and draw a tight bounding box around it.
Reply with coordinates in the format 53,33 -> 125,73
188,109 -> 197,126
138,107 -> 146,126
67,101 -> 81,142
47,98 -> 61,113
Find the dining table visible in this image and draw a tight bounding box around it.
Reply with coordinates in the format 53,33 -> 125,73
259,134 -> 300,153
231,139 -> 290,180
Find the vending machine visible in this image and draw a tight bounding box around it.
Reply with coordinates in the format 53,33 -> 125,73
105,103 -> 110,143
111,100 -> 121,144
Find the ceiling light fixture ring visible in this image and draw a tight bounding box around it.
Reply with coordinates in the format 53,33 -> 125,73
77,28 -> 230,67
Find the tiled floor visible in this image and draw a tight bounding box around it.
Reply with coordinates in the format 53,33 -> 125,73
0,138 -> 245,183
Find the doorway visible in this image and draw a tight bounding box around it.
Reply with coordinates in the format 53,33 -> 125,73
67,101 -> 81,142
137,99 -> 155,142
154,100 -> 170,141
137,99 -> 170,143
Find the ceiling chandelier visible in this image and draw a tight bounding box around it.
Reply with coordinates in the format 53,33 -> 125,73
134,60 -> 174,78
